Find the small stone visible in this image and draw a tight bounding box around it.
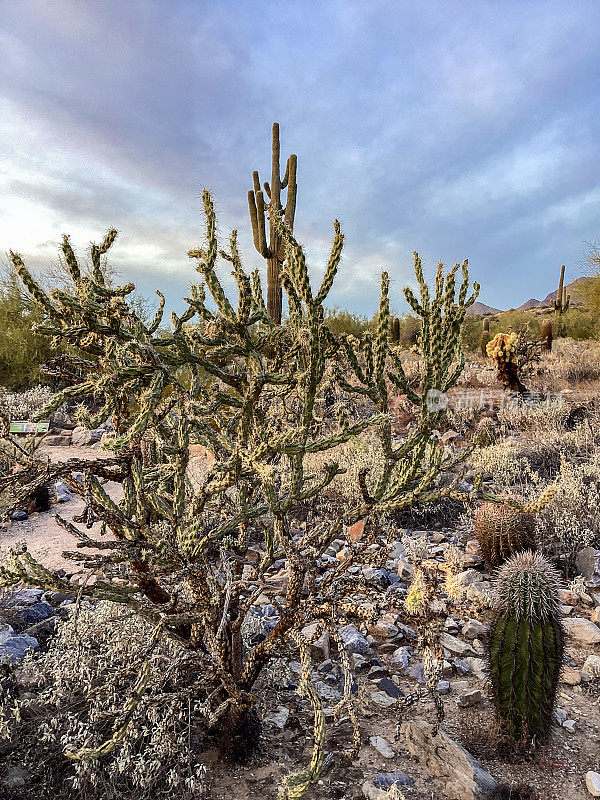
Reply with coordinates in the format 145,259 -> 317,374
564,617 -> 600,645
576,547 -> 600,582
453,658 -> 471,675
592,608 -> 600,625
562,719 -> 576,733
369,735 -> 395,759
264,706 -> 290,729
0,633 -> 38,664
374,772 -> 414,789
561,605 -> 574,616
465,657 -> 486,680
407,663 -> 426,684
462,619 -> 488,640
55,482 -> 73,503
562,665 -> 581,686
582,655 -> 600,678
6,588 -> 44,606
439,633 -> 477,657
466,581 -> 493,606
456,569 -> 484,587
301,622 -> 331,661
371,691 -> 397,708
368,664 -> 388,680
451,680 -> 470,693
10,510 -> 28,521
586,771 -> 600,797
377,677 -> 404,699
315,682 -> 342,702
340,625 -> 371,655
554,707 -> 567,725
348,519 -> 366,543
18,601 -> 54,625
436,680 -> 451,695
457,690 -> 482,708
390,646 -> 412,671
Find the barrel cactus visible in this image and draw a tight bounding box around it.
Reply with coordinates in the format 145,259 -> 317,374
473,502 -> 536,567
487,551 -> 564,744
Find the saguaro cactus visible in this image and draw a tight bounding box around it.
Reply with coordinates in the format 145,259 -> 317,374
552,264 -> 570,336
473,502 -> 536,567
391,316 -> 401,344
487,551 -> 564,743
540,318 -> 553,352
248,122 -> 297,323
480,319 -> 491,356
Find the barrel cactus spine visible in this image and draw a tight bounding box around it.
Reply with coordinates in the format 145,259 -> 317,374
487,551 -> 564,744
473,502 -> 537,567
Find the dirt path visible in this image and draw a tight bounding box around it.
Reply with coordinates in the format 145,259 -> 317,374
0,445 -> 122,572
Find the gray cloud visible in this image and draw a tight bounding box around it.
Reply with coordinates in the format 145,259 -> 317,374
2,0 -> 600,316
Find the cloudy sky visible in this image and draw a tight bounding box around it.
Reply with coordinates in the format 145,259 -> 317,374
2,0 -> 600,317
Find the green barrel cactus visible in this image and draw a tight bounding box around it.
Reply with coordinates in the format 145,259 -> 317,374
473,501 -> 537,567
487,551 -> 564,743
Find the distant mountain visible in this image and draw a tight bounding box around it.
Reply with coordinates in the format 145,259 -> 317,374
515,298 -> 543,311
467,301 -> 501,316
469,277 -> 588,316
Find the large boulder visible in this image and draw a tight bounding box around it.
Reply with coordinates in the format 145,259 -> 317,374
401,720 -> 498,800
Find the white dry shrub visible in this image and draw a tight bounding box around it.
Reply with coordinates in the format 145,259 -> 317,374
470,442 -> 541,490
537,456 -> 600,569
2,602 -> 207,799
0,384 -> 70,426
497,397 -> 570,433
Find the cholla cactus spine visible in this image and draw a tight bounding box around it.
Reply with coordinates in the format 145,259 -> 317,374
487,551 -> 564,743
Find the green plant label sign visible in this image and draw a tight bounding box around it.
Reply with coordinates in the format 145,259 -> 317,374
9,420 -> 50,434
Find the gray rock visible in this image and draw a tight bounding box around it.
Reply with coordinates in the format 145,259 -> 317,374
586,771 -> 600,797
315,682 -> 342,702
0,633 -> 38,664
436,680 -> 451,695
0,623 -> 15,645
377,677 -> 404,699
264,706 -> 290,729
554,707 -> 567,725
462,619 -> 488,640
576,547 -> 600,582
10,510 -> 28,521
401,720 -> 498,800
466,581 -> 493,606
582,655 -> 600,678
439,633 -> 477,657
390,645 -> 412,670
6,588 -> 43,606
301,622 -> 331,661
465,657 -> 486,680
457,690 -> 482,707
18,601 -> 54,625
55,482 -> 73,503
369,735 -> 394,759
374,772 -> 414,789
456,569 -> 484,587
371,691 -> 397,708
564,617 -> 600,644
340,625 -> 371,655
562,719 -> 576,733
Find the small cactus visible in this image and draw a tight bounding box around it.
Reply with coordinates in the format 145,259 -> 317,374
486,332 -> 527,394
540,318 -> 553,352
473,502 -> 536,567
487,551 -> 564,744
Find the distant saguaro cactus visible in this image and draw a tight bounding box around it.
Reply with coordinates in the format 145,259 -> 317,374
487,551 -> 564,744
540,318 -> 553,352
552,264 -> 570,336
391,316 -> 401,344
480,319 -> 491,355
474,502 -> 536,567
248,122 -> 297,323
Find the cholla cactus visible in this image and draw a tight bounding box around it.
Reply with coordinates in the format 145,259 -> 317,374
541,318 -> 553,352
486,332 -> 527,394
1,189 -> 479,794
473,502 -> 537,567
487,551 -> 564,744
480,320 -> 491,355
390,316 -> 401,344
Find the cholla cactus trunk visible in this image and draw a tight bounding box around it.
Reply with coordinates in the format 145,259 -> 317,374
486,332 -> 528,394
487,551 -> 564,744
541,318 -> 553,352
483,317 -> 490,333
391,316 -> 401,344
473,502 -> 537,567
248,122 -> 297,324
